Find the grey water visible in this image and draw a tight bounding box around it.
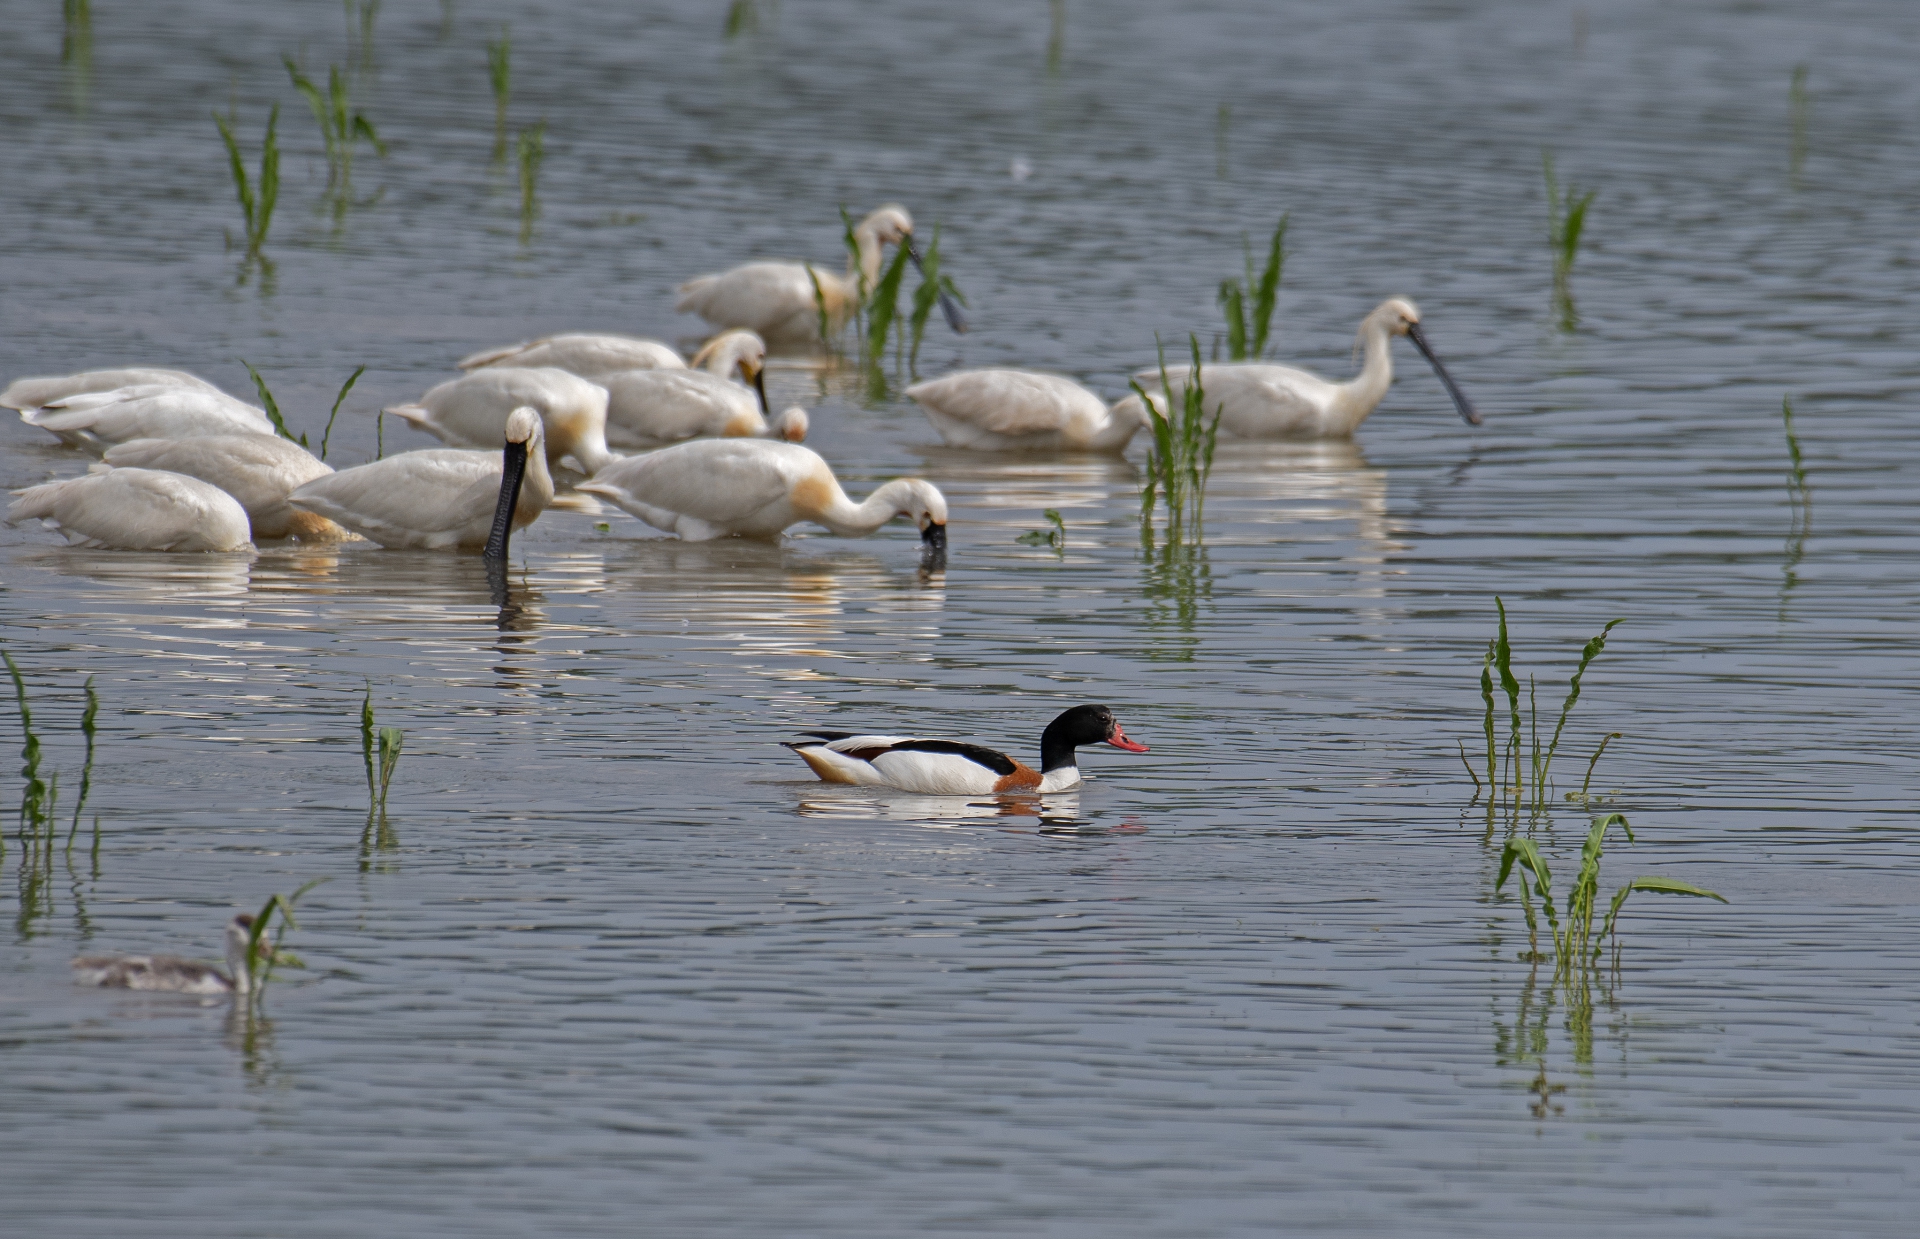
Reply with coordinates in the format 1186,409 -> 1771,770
3,1 -> 1918,1234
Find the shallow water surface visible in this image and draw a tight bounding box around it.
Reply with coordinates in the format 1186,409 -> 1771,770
3,2 -> 1918,1235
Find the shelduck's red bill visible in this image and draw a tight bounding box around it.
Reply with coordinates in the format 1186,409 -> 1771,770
1107,726 -> 1149,753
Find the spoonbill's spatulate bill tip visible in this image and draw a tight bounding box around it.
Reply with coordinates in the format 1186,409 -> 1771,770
1405,321 -> 1482,426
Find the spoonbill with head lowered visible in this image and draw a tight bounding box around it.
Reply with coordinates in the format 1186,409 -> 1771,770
287,407 -> 551,555
784,704 -> 1149,794
1124,298 -> 1481,439
5,465 -> 253,552
600,329 -> 805,445
103,434 -> 348,541
456,333 -> 684,380
674,204 -> 965,346
905,369 -> 1152,452
384,367 -> 616,475
578,438 -> 946,549
17,385 -> 274,454
2,367 -> 232,412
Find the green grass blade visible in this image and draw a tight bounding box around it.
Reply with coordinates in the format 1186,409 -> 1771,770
318,365 -> 365,463
1602,876 -> 1729,947
213,112 -> 255,235
1579,732 -> 1620,798
255,104 -> 279,251
1217,279 -> 1246,361
1249,214 -> 1287,357
1492,597 -> 1520,792
1542,617 -> 1623,781
1479,640 -> 1497,791
865,242 -> 911,369
69,676 -> 97,838
241,360 -> 304,446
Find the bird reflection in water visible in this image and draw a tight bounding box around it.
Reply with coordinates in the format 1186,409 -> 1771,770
795,792 -> 1137,834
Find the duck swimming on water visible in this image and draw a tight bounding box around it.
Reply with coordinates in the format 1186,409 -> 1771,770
784,704 -> 1149,795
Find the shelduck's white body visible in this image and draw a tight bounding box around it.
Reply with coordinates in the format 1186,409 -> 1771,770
579,439 -> 946,545
1125,299 -> 1480,439
6,466 -> 253,552
906,369 -> 1150,452
784,705 -> 1149,796
103,435 -> 347,540
384,367 -> 616,475
288,408 -> 552,551
675,206 -> 914,345
457,334 -> 685,379
18,385 -> 274,454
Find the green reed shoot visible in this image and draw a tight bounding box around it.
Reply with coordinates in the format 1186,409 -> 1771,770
1544,150 -> 1595,331
345,0 -> 381,71
284,56 -> 387,195
245,876 -> 329,1003
360,688 -> 403,812
1478,598 -> 1623,814
1017,509 -> 1067,550
69,677 -> 97,842
724,0 -> 759,38
241,361 -> 308,447
4,652 -> 52,844
487,25 -> 511,161
517,121 -> 546,243
1218,215 -> 1287,360
908,224 -> 967,373
318,366 -> 366,463
1780,396 -> 1811,606
864,242 -> 913,370
215,105 -> 280,258
1047,0 -> 1066,72
1789,64 -> 1810,181
1497,812 -> 1725,977
1578,733 -> 1621,801
1131,336 -> 1221,539
840,206 -> 870,336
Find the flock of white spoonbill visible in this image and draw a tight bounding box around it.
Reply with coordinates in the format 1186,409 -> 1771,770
6,204 -> 1478,559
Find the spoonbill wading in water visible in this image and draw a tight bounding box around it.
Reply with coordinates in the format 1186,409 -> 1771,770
6,465 -> 254,552
905,369 -> 1152,452
784,704 -> 1149,795
1124,298 -> 1481,439
674,204 -> 965,346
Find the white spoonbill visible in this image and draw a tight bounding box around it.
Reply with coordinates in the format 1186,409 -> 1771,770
6,466 -> 253,552
675,204 -> 963,345
383,367 -> 616,475
456,333 -> 684,379
578,438 -> 947,549
599,330 -> 805,445
288,408 -> 551,555
103,435 -> 348,541
784,704 -> 1149,795
2,367 -> 235,411
1128,298 -> 1481,439
19,385 -> 275,453
72,913 -> 263,995
905,369 -> 1152,452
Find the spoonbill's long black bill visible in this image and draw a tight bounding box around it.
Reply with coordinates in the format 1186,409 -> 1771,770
1405,323 -> 1481,426
906,242 -> 969,335
482,439 -> 530,561
751,368 -> 770,416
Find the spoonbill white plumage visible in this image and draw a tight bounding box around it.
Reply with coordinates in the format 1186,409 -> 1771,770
578,438 -> 947,548
1,368 -> 231,412
676,205 -> 962,345
287,407 -> 551,554
784,704 -> 1150,795
5,466 -> 253,552
19,385 -> 274,454
102,435 -> 348,541
72,914 -> 260,995
456,333 -> 685,379
905,370 -> 1152,452
383,367 -> 616,475
1124,298 -> 1481,439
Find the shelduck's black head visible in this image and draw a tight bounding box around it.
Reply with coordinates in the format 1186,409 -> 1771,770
1039,704 -> 1150,772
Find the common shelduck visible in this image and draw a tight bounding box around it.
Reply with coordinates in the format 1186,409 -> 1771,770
905,369 -> 1151,452
72,913 -> 260,995
287,407 -> 549,555
103,435 -> 348,541
578,438 -> 946,548
784,704 -> 1149,795
1124,298 -> 1480,439
6,466 -> 253,552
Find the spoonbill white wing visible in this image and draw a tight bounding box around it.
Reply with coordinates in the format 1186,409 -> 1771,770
286,450 -> 511,550
599,368 -> 763,447
2,368 -> 227,411
906,370 -> 1099,437
456,334 -> 685,378
5,467 -> 253,552
385,367 -> 613,474
21,385 -> 275,452
675,262 -> 828,339
578,439 -> 808,539
1135,363 -> 1336,439
103,435 -> 342,540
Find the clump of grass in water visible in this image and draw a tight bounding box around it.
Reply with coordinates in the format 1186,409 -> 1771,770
487,25 -> 511,162
4,655 -> 103,936
359,687 -> 404,814
1016,509 -> 1067,551
1131,337 -> 1221,542
1497,812 -> 1726,979
907,224 -> 967,376
1471,598 -> 1623,818
214,104 -> 280,261
516,121 -> 546,244
1789,64 -> 1810,182
1543,151 -> 1595,332
243,877 -> 329,1008
1217,215 -> 1287,360
283,56 -> 387,200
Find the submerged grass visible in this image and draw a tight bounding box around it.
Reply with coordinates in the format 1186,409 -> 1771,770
1016,509 -> 1067,551
1132,337 -> 1221,540
214,104 -> 280,259
1217,215 -> 1287,360
517,121 -> 546,243
1476,598 -> 1624,817
487,25 -> 511,162
1544,150 -> 1595,332
284,56 -> 387,199
4,654 -> 103,934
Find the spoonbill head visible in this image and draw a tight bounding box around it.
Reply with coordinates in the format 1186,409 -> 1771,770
1129,297 -> 1480,440
287,407 -> 553,553
689,328 -> 771,412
